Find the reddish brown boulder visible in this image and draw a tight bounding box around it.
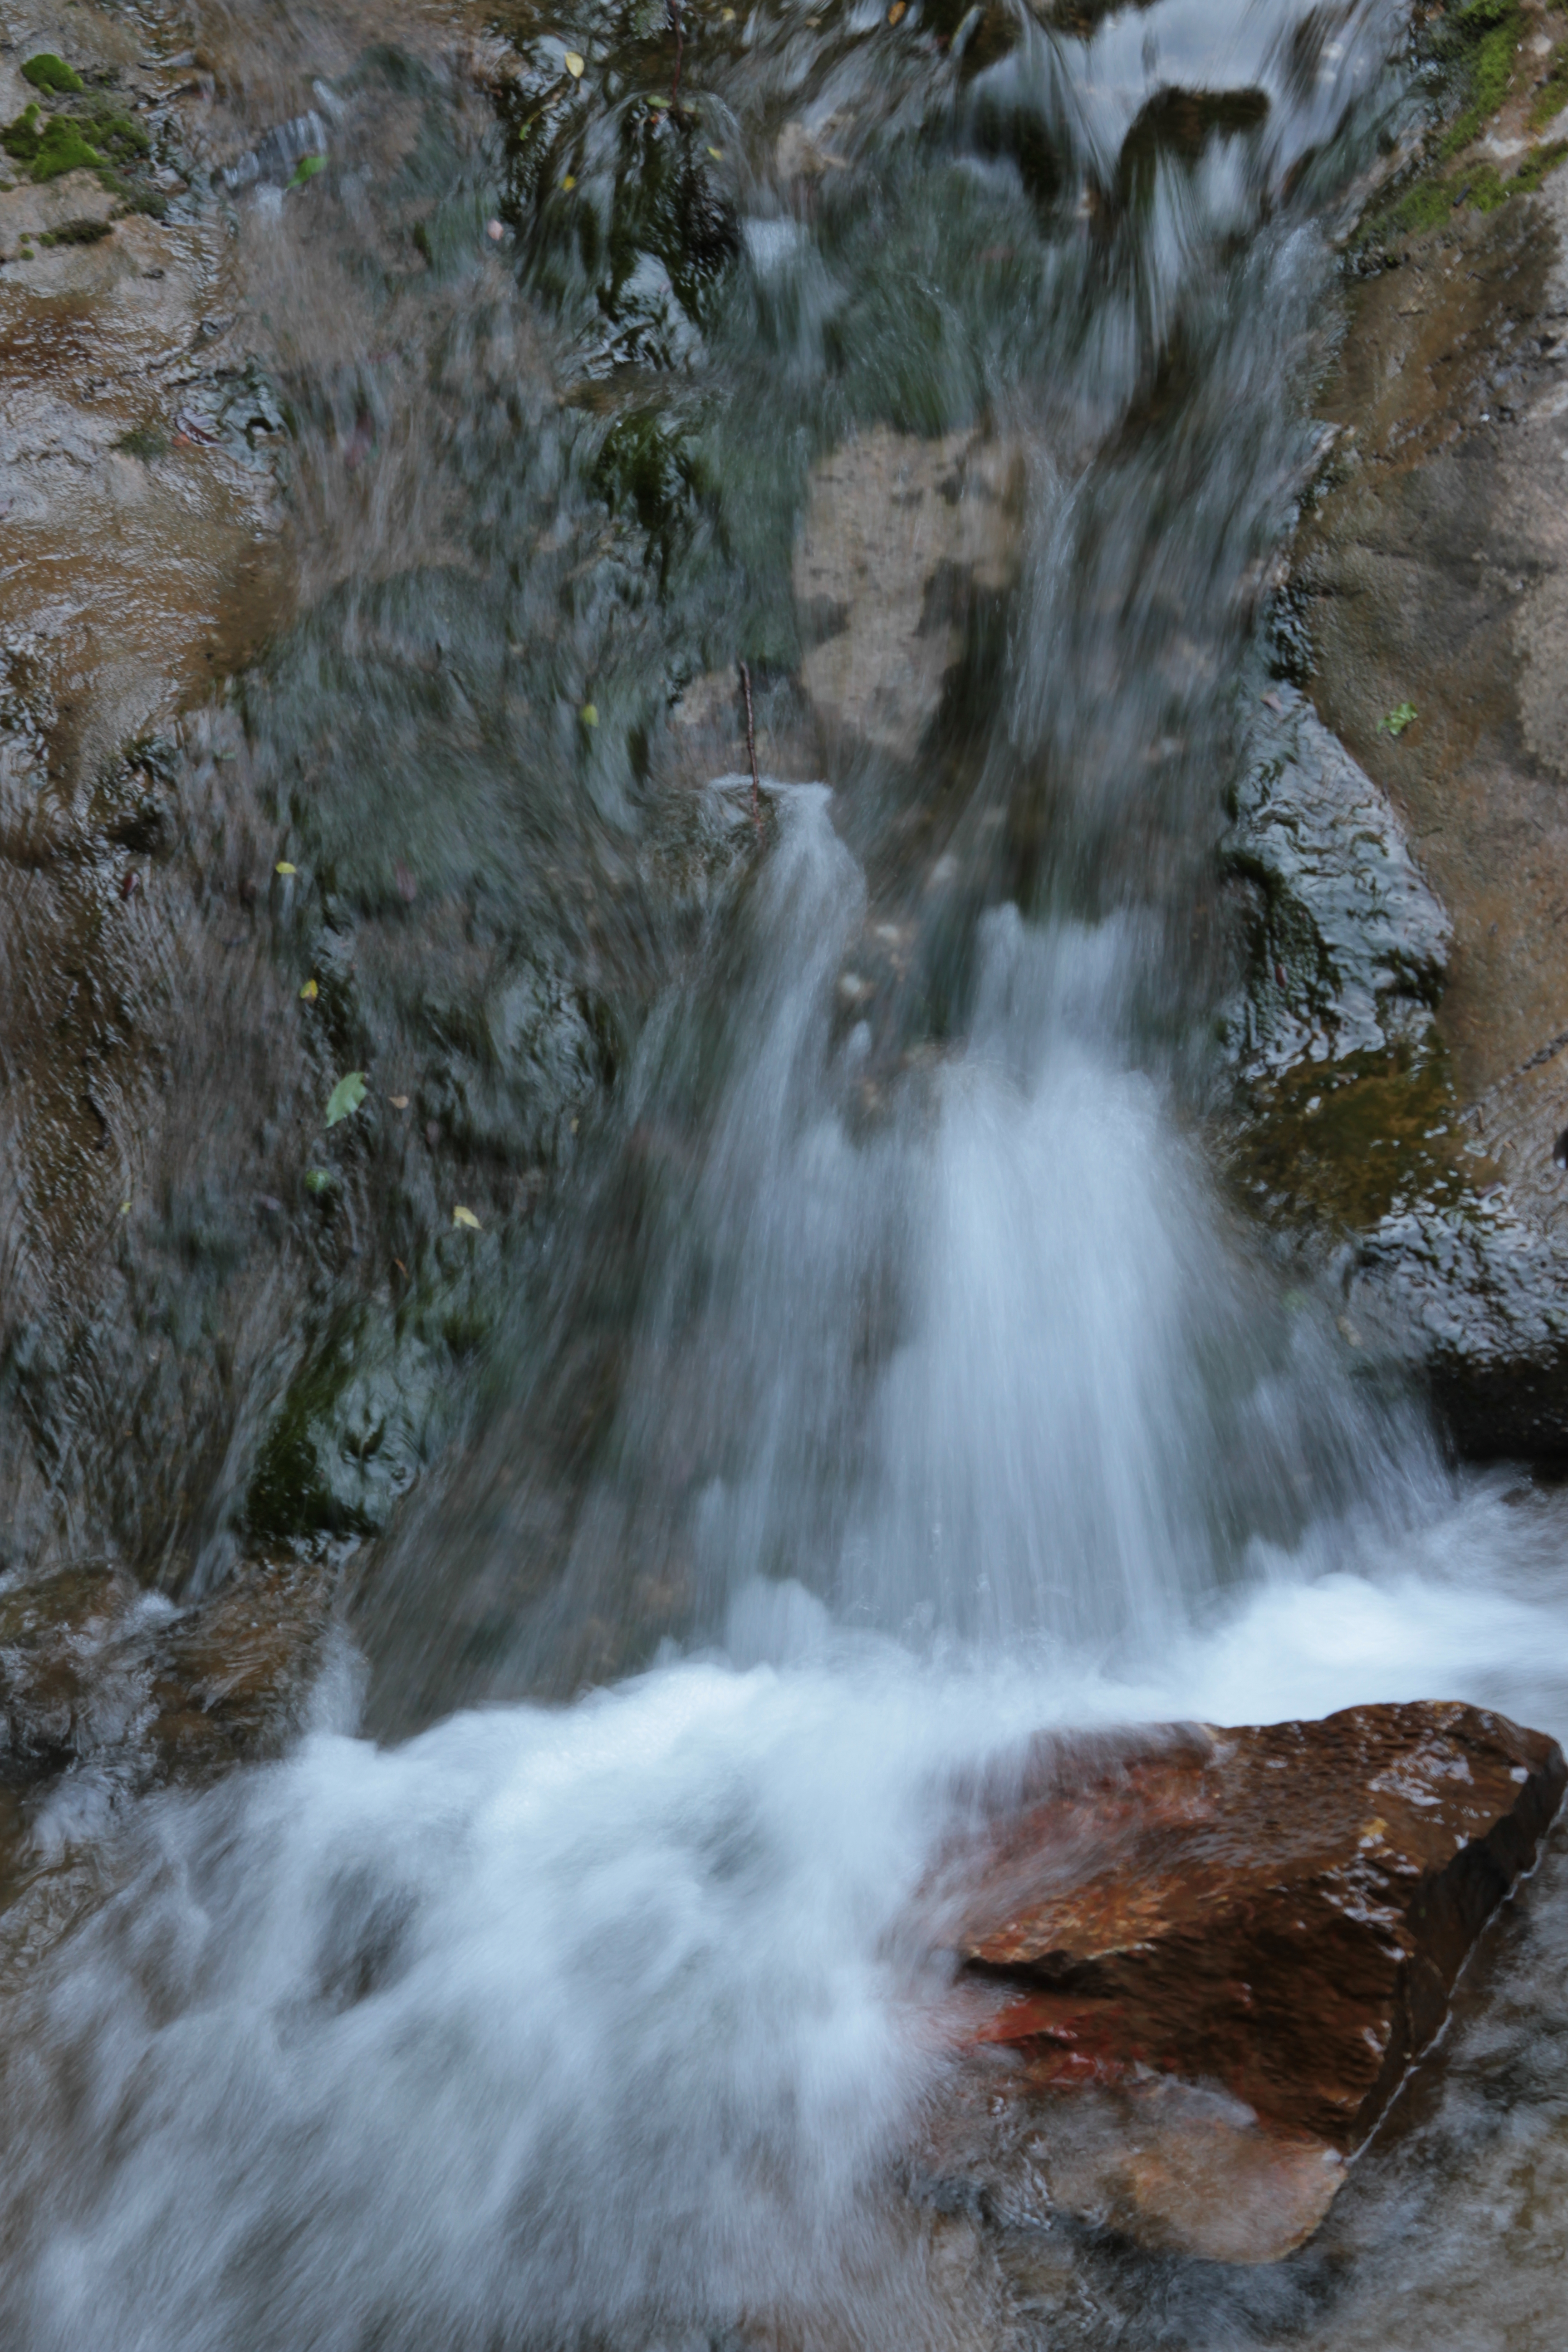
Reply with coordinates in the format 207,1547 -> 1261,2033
925,1703 -> 1564,2264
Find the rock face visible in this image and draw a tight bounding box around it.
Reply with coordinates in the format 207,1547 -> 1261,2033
923,1703 -> 1565,2264
793,426 -> 1024,763
1278,150 -> 1568,1450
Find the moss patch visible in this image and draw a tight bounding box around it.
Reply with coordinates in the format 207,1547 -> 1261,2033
20,53 -> 84,96
1227,1041 -> 1480,1234
39,216 -> 113,247
1530,47 -> 1568,130
28,115 -> 105,182
1440,0 -> 1523,157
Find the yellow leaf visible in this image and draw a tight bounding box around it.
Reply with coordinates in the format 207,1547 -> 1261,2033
707,146 -> 723,160
887,1 -> 906,22
275,859 -> 298,876
452,1205 -> 481,1230
299,978 -> 318,1001
721,7 -> 735,17
118,1200 -> 132,1216
564,49 -> 585,77
563,173 -> 576,190
580,701 -> 598,727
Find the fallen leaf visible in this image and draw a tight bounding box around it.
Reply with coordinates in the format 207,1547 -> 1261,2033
707,146 -> 723,160
563,174 -> 576,190
288,152 -> 326,188
1378,701 -> 1417,737
325,1070 -> 368,1127
299,978 -> 318,1001
564,49 -> 585,77
887,2 -> 906,22
388,1093 -> 410,1109
275,860 -> 298,876
393,1256 -> 408,1275
580,701 -> 599,726
304,1168 -> 334,1195
118,1200 -> 132,1216
486,217 -> 505,240
452,1204 -> 481,1230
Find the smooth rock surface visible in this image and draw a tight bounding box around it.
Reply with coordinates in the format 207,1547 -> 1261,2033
923,1703 -> 1565,2263
793,426 -> 1024,763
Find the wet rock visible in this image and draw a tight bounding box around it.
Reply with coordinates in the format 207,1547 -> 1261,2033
793,426 -> 1024,764
0,1554 -> 339,1982
921,1702 -> 1565,2264
1278,168 -> 1568,1452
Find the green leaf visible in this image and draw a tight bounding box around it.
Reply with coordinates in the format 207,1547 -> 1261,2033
1377,702 -> 1417,737
324,1070 -> 367,1127
288,152 -> 326,188
303,1168 -> 335,1196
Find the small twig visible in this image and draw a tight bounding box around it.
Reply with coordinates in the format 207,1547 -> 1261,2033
738,658 -> 762,838
668,0 -> 685,110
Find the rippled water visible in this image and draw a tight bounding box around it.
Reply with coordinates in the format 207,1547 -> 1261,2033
6,0 -> 1568,2344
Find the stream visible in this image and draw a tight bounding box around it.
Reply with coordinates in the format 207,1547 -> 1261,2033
5,0 -> 1568,2344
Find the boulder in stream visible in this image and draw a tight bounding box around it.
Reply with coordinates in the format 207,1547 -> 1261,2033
921,1701 -> 1565,2265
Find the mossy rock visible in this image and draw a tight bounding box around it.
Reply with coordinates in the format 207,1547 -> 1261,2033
246,1306 -> 447,1544
20,53 -> 83,97
39,216 -> 112,248
27,115 -> 105,183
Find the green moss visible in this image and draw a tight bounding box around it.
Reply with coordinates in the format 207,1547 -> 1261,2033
83,106 -> 150,162
1229,1042 -> 1476,1235
1511,139 -> 1568,192
1530,48 -> 1568,130
39,215 -> 112,246
116,425 -> 167,460
1440,0 -> 1523,156
1,103 -> 43,164
29,116 -> 104,181
1469,162 -> 1509,211
20,54 -> 84,96
1394,176 -> 1455,232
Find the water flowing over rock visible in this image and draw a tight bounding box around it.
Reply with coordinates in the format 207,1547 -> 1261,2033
920,1702 -> 1565,2264
793,426 -> 1025,764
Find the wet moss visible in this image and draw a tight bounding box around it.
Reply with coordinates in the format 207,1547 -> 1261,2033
1229,1039 -> 1479,1232
247,1309 -> 412,1543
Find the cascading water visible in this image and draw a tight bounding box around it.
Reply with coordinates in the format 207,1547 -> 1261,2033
6,0 -> 1568,2345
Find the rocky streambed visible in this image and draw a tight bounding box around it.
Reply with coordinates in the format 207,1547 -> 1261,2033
5,0 -> 1568,2345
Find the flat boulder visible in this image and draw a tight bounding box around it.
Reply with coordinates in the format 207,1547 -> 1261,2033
921,1702 -> 1564,2264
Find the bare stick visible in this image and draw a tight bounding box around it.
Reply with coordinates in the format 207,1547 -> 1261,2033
669,0 -> 685,109
738,658 -> 762,837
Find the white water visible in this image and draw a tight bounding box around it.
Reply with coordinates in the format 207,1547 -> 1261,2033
8,0 -> 1568,2345
8,779 -> 1568,2346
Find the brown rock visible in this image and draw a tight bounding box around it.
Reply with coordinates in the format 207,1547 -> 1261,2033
926,1702 -> 1564,2263
793,426 -> 1024,764
1286,175 -> 1568,1451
